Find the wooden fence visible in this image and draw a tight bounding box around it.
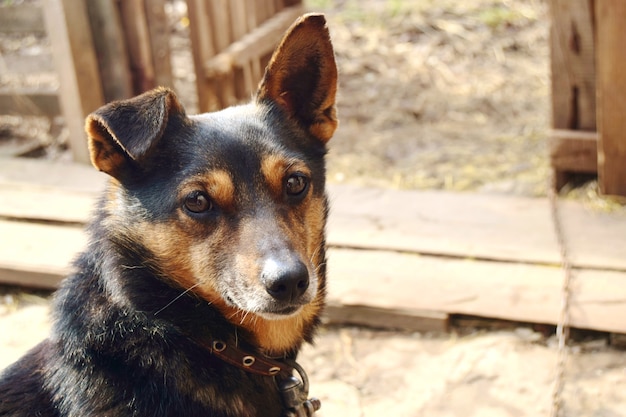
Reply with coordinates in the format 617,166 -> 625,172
1,0 -> 301,163
549,0 -> 626,197
186,0 -> 303,112
0,5 -> 60,118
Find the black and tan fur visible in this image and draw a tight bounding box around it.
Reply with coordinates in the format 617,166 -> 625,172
0,14 -> 337,417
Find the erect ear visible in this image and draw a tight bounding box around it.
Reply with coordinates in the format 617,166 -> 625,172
257,13 -> 338,144
85,87 -> 185,180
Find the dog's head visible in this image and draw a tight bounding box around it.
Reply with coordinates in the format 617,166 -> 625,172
84,14 -> 337,355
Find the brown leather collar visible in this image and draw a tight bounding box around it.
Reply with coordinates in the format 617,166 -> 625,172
202,338 -> 322,415
204,339 -> 292,377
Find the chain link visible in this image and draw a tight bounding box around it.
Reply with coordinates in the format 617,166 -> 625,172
548,174 -> 573,417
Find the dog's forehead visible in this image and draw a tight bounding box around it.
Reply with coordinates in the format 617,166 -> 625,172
185,105 -> 320,173
190,107 -> 279,157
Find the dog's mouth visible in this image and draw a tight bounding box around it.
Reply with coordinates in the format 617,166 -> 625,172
257,305 -> 303,320
223,293 -> 308,320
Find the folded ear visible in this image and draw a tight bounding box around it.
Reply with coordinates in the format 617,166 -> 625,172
257,13 -> 338,143
85,87 -> 185,180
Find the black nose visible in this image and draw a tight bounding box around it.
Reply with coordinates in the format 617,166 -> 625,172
262,259 -> 309,303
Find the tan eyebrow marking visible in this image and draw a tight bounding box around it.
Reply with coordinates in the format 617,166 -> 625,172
260,154 -> 310,197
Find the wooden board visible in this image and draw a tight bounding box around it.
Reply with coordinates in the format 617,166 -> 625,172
1,159 -> 625,270
595,0 -> 626,196
548,0 -> 596,131
144,0 -> 174,89
0,220 -> 85,288
328,248 -> 626,334
0,184 -> 96,224
0,158 -> 107,194
324,303 -> 448,333
85,0 -> 133,102
118,0 -> 157,94
327,184 -> 626,271
43,0 -> 105,163
2,218 -> 626,334
549,129 -> 597,190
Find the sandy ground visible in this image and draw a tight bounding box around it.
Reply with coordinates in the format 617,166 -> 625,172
1,295 -> 625,417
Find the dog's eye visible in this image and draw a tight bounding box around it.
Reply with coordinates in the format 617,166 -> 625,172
285,173 -> 309,197
184,191 -> 212,213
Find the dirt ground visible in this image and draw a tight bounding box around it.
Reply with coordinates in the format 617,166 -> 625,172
1,0 -> 626,416
2,296 -> 626,416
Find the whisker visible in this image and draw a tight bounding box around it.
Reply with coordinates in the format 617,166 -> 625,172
153,283 -> 201,316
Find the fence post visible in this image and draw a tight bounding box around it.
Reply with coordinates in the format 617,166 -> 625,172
43,0 -> 104,164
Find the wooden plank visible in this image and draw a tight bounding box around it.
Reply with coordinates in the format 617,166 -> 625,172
559,199 -> 626,271
206,0 -> 237,108
85,0 -> 133,102
186,0 -> 219,112
324,302 -> 449,333
328,185 -> 559,265
596,0 -> 626,197
230,0 -> 254,100
143,0 -> 174,89
328,184 -> 626,271
2,224 -> 626,335
203,5 -> 303,77
549,129 -> 598,189
0,220 -> 84,288
549,129 -> 597,173
0,5 -> 45,34
328,248 -> 626,334
1,159 -> 625,271
0,158 -> 107,194
43,0 -> 105,163
0,184 -> 96,224
0,88 -> 61,117
118,0 -> 157,94
548,0 -> 596,131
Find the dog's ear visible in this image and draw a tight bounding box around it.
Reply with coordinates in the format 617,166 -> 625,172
85,87 -> 185,179
257,13 -> 338,143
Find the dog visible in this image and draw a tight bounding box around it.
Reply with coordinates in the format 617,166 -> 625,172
0,14 -> 337,417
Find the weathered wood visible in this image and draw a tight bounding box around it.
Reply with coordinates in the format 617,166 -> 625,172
1,159 -> 625,271
0,5 -> 45,34
0,220 -> 85,288
0,158 -> 106,194
85,0 -> 133,102
1,158 -> 626,333
549,129 -> 598,173
43,0 -> 105,163
186,0 -> 219,111
203,5 -> 303,77
328,184 -> 626,271
187,0 -> 302,111
328,248 -> 626,334
143,0 -> 174,89
0,88 -> 61,117
118,0 -> 157,94
324,303 -> 449,333
2,222 -> 626,334
595,0 -> 626,197
548,0 -> 597,187
548,0 -> 596,131
230,0 -> 254,99
0,184 -> 95,224
549,129 -> 598,189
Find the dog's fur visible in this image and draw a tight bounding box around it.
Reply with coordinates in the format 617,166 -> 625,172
0,14 -> 337,417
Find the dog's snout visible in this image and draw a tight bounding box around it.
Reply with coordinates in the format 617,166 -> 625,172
262,258 -> 309,303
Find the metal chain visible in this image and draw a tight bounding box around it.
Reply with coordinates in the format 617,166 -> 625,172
548,174 -> 573,417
